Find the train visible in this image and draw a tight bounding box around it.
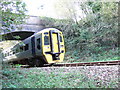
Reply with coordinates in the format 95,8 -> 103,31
2,28 -> 65,66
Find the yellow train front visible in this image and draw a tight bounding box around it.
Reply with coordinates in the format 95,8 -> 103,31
40,28 -> 65,64
2,28 -> 65,66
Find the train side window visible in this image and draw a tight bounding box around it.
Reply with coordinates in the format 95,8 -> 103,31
2,53 -> 4,58
10,51 -> 12,56
6,52 -> 7,56
25,44 -> 29,51
13,49 -> 16,54
16,47 -> 19,53
6,52 -> 8,56
44,36 -> 49,45
20,46 -> 24,52
7,52 -> 9,56
6,53 -> 7,57
8,52 -> 10,56
60,36 -> 63,42
5,53 -> 7,57
4,53 -> 6,57
37,38 -> 41,50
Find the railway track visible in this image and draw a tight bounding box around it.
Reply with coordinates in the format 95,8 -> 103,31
21,60 -> 120,68
52,60 -> 120,67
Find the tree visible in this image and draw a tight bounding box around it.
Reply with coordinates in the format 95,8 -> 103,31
54,0 -> 93,24
0,0 -> 27,34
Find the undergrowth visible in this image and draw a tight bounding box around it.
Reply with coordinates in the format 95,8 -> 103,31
64,47 -> 120,63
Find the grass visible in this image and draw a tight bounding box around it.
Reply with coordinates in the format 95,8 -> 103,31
2,64 -> 119,88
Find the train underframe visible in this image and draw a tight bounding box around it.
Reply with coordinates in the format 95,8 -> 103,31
9,56 -> 48,67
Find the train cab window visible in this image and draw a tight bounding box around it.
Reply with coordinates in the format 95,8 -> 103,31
44,32 -> 48,35
25,44 -> 29,51
37,38 -> 41,50
60,36 -> 63,42
44,36 -> 49,45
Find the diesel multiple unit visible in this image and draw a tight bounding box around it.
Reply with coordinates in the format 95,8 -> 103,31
2,28 -> 65,66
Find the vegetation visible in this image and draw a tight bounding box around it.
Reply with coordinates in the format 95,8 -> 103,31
0,0 -> 27,40
2,64 -> 118,88
40,1 -> 119,62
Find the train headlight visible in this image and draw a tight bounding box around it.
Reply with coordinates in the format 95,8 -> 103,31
45,46 -> 50,49
60,45 -> 64,48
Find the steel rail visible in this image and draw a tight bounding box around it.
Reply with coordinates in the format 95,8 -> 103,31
53,60 -> 120,67
20,60 -> 120,68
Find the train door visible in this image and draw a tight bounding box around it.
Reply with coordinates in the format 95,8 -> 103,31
52,33 -> 59,53
49,30 -> 60,54
31,36 -> 36,56
49,30 -> 61,60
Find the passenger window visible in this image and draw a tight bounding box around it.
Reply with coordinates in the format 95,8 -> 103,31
60,36 -> 63,42
16,47 -> 19,53
25,44 -> 29,51
13,49 -> 16,54
10,51 -> 12,55
7,52 -> 9,56
5,53 -> 7,57
44,32 -> 48,35
2,53 -> 4,58
5,52 -> 8,57
37,38 -> 41,50
44,36 -> 49,45
20,46 -> 24,52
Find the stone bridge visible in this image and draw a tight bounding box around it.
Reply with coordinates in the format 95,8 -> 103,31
1,16 -> 46,40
